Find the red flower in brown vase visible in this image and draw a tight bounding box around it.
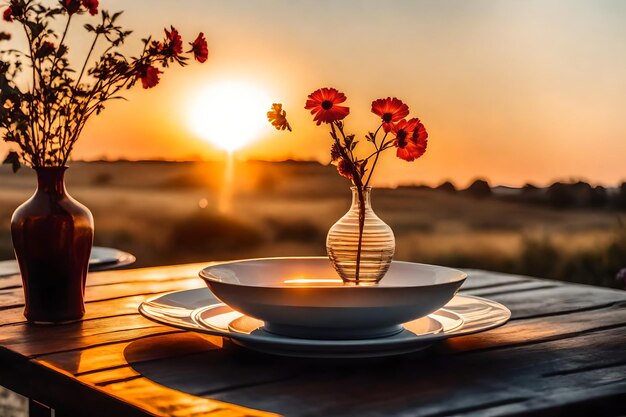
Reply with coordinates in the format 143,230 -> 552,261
190,32 -> 208,63
3,6 -> 13,22
63,0 -> 81,15
81,0 -> 99,16
136,64 -> 161,89
35,41 -> 56,59
164,26 -> 183,56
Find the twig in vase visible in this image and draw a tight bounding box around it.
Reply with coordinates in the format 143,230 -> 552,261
1,0 -> 209,172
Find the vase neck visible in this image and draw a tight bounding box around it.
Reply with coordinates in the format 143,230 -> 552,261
350,186 -> 372,210
35,167 -> 68,195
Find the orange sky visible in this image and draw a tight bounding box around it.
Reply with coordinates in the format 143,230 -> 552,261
2,0 -> 625,187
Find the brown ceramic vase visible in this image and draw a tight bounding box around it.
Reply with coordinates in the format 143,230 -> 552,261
11,167 -> 94,323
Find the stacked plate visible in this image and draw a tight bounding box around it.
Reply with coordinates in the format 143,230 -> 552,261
139,257 -> 510,358
0,246 -> 136,277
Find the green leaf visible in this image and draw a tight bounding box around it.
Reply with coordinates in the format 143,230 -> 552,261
3,151 -> 21,173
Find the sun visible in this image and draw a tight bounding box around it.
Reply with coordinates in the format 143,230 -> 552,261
188,80 -> 271,152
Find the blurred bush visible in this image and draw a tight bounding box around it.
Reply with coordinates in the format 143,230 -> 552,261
590,186 -> 608,208
520,229 -> 626,288
516,237 -> 562,278
426,252 -> 513,273
615,182 -> 626,210
168,211 -> 263,259
547,182 -> 577,208
464,179 -> 492,198
160,174 -> 217,190
91,173 -> 113,186
435,181 -> 457,193
254,172 -> 279,194
423,228 -> 626,290
0,229 -> 13,260
265,217 -> 325,245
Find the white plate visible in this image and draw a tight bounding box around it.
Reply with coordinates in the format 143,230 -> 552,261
139,288 -> 510,358
199,257 -> 467,339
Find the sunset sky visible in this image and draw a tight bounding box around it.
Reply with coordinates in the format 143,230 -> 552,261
2,0 -> 625,187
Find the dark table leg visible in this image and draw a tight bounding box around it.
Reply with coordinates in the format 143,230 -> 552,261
29,399 -> 51,417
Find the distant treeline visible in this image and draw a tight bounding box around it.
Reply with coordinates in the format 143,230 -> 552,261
401,179 -> 626,210
73,160 -> 626,210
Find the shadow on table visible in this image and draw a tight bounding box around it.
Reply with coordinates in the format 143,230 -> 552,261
123,333 -> 509,416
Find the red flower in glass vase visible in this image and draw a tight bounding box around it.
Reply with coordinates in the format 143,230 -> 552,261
336,158 -> 354,179
136,64 -> 161,89
371,97 -> 409,132
391,118 -> 425,162
190,32 -> 208,63
305,88 -> 350,125
410,118 -> 428,160
81,0 -> 99,16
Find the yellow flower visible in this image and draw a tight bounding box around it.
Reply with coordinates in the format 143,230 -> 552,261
267,103 -> 292,132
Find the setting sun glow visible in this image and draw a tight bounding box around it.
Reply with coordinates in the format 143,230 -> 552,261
188,81 -> 271,152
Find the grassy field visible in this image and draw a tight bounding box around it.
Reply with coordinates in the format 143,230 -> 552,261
1,160 -> 625,289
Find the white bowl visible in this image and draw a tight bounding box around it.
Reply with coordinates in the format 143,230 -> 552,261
199,257 -> 466,339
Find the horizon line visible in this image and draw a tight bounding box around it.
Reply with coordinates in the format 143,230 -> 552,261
5,158 -> 621,189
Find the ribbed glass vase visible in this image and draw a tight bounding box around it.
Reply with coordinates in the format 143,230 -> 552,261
326,186 -> 395,285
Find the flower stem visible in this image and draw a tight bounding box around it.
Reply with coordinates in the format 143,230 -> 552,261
331,122 -> 365,284
21,24 -> 41,166
364,132 -> 388,187
76,32 -> 101,88
52,15 -> 72,70
354,183 -> 365,285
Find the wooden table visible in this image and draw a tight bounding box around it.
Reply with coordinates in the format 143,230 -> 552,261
1,264 -> 626,417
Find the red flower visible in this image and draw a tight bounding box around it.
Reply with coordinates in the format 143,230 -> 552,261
410,118 -> 428,159
330,142 -> 342,162
148,40 -> 163,55
371,97 -> 409,132
391,118 -> 426,162
3,7 -> 12,22
336,158 -> 353,179
190,32 -> 208,63
35,41 -> 56,59
81,0 -> 98,16
165,26 -> 183,55
304,88 -> 350,125
63,0 -> 81,15
137,65 -> 161,89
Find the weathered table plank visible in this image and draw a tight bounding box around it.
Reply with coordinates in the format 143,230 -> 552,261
1,264 -> 625,417
197,326 -> 626,416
